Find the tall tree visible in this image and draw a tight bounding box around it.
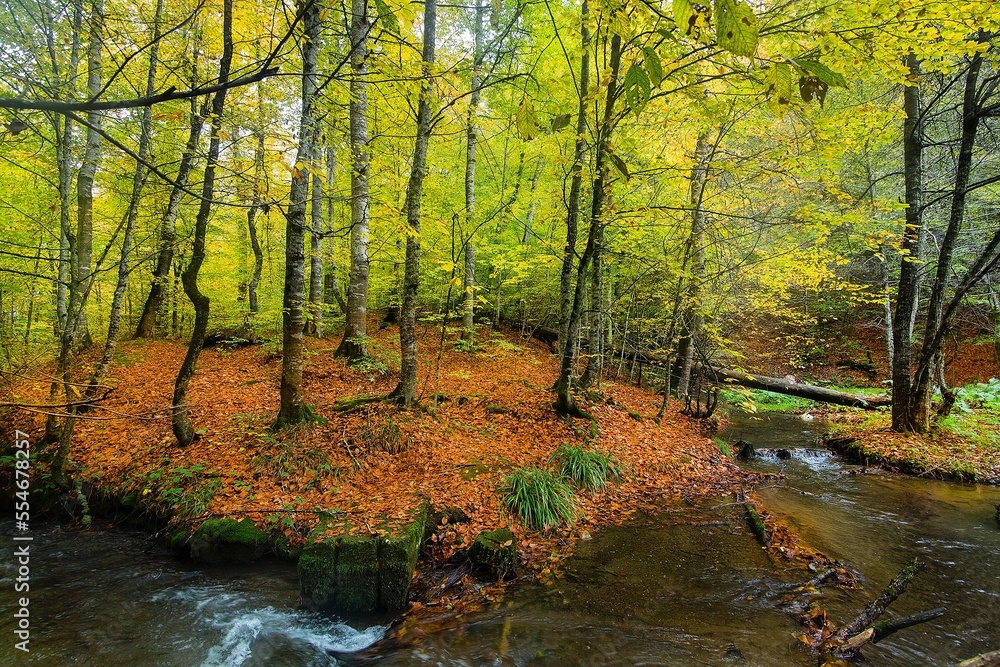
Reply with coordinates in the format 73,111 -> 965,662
134,28 -> 205,339
460,0 -> 485,346
335,0 -> 372,360
306,125 -> 325,337
172,0 -> 234,446
275,0 -> 322,427
390,0 -> 437,406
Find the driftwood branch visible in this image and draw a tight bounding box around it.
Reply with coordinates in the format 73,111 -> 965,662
839,607 -> 946,651
837,559 -> 924,641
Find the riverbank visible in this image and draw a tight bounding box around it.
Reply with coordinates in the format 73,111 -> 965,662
4,321 -> 756,610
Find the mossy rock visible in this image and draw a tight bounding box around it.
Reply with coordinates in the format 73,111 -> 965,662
298,500 -> 428,614
189,518 -> 269,565
468,528 -> 517,580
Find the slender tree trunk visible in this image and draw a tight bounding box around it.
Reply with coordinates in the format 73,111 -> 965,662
72,0 -> 105,350
324,143 -> 347,313
390,0 -> 437,406
306,125 -> 325,337
134,30 -> 205,338
676,132 -> 712,397
579,223 -> 604,390
460,0 -> 484,345
522,158 -> 544,244
555,31 -> 621,417
86,0 -> 163,397
275,0 -> 321,428
171,0 -> 233,445
891,54 -> 924,433
558,0 -> 591,358
908,50 -> 983,430
336,0 -> 372,360
247,128 -> 265,315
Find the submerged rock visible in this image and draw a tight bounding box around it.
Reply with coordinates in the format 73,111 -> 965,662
189,518 -> 269,565
469,528 -> 518,580
298,501 -> 429,614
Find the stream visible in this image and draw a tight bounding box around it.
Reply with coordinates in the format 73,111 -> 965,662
3,412 -> 999,666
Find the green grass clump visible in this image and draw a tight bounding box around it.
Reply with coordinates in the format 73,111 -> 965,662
500,467 -> 577,530
713,437 -> 733,457
550,444 -> 620,491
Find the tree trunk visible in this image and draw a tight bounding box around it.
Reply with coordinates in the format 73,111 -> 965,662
522,157 -> 543,244
891,54 -> 924,433
247,128 -> 265,316
391,0 -> 436,407
555,31 -> 621,417
324,144 -> 347,313
336,0 -> 372,360
460,0 -> 484,345
275,0 -> 320,428
171,0 -> 233,446
306,125 -> 325,338
86,0 -> 163,398
134,30 -> 205,338
557,0 -> 591,357
676,132 -> 712,397
908,49 -> 983,430
73,0 -> 105,350
579,223 -> 604,390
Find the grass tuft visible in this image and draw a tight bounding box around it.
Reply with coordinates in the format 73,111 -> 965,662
550,443 -> 620,491
500,466 -> 577,530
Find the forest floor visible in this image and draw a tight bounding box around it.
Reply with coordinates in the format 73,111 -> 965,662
9,319 -> 760,581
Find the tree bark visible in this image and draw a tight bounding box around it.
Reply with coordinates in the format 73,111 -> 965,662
460,0 -> 484,346
908,49 -> 983,430
558,0 -> 590,357
134,30 -> 205,338
391,0 -> 436,407
891,54 -> 924,433
72,0 -> 105,350
324,144 -> 347,313
555,30 -> 621,417
86,0 -> 163,398
247,127 -> 265,315
336,0 -> 372,360
676,132 -> 712,398
306,125 -> 325,338
171,0 -> 232,446
275,0 -> 321,428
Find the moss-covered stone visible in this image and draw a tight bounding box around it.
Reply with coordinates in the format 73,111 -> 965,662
189,518 -> 269,565
468,528 -> 517,580
298,501 -> 428,614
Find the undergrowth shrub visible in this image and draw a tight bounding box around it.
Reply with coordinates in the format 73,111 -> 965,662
500,466 -> 576,530
550,444 -> 620,491
356,415 -> 409,455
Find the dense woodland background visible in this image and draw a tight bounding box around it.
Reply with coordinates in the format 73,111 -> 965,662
1,0 -> 999,486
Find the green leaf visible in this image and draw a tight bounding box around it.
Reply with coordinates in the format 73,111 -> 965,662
623,63 -> 651,111
674,0 -> 711,41
643,47 -> 663,86
607,151 -> 630,180
714,0 -> 758,58
373,0 -> 399,35
796,59 -> 847,88
516,98 -> 538,141
763,62 -> 793,115
549,113 -> 572,132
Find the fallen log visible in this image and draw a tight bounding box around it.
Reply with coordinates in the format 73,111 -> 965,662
699,364 -> 891,409
960,649 -> 1000,667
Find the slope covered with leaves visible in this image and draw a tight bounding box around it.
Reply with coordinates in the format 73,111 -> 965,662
11,321 -> 754,570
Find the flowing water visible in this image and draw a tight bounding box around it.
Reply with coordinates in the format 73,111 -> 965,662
3,412 -> 999,666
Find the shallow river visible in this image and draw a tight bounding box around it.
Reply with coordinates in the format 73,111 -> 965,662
2,412 -> 998,666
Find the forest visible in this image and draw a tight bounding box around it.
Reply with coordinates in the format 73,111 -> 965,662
2,0 -> 1000,664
